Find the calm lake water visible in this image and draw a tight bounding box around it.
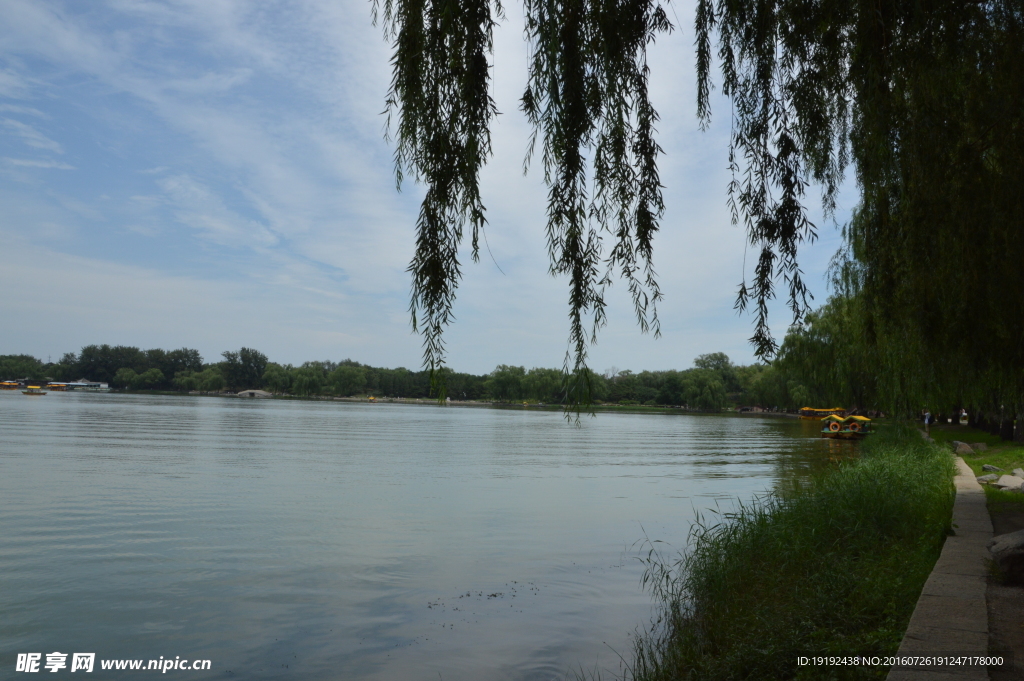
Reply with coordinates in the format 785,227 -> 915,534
1,393 -> 832,679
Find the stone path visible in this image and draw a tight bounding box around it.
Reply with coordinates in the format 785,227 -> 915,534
886,457 -> 993,681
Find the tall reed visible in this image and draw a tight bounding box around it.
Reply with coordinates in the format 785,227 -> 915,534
629,427 -> 956,680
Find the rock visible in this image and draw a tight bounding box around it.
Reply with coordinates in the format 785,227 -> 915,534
955,442 -> 975,455
1013,468 -> 1024,478
971,442 -> 988,451
977,474 -> 1000,483
994,475 -> 1024,489
990,529 -> 1024,584
983,464 -> 1004,472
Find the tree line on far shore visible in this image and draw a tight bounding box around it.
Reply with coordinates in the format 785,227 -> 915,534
0,347 -> 794,410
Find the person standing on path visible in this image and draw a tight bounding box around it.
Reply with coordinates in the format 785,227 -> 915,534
924,409 -> 932,434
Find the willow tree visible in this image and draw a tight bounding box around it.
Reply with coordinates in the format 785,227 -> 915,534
376,0 -> 1023,415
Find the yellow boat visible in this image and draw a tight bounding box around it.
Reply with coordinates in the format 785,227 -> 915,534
821,414 -> 872,439
1,381 -> 20,390
22,385 -> 47,396
799,407 -> 845,420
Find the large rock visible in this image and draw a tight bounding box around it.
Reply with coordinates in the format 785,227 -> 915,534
971,442 -> 988,451
993,475 -> 1024,490
983,464 -> 1004,472
1013,468 -> 1024,478
955,442 -> 975,455
977,474 -> 999,483
990,529 -> 1024,584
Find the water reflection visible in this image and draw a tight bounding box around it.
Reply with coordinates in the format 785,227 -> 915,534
0,393 -> 832,680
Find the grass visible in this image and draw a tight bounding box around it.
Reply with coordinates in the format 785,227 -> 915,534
623,426 -> 956,681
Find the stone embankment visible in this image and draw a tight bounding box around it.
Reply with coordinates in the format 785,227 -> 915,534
886,457 -> 992,680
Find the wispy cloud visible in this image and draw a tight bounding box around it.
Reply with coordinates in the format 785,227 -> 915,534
3,157 -> 75,169
1,118 -> 63,153
156,174 -> 278,249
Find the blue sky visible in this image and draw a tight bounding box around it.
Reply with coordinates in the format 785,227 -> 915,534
0,0 -> 852,374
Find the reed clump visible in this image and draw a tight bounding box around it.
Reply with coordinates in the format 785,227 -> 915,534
631,427 -> 956,681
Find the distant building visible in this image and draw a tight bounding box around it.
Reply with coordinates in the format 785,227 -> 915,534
67,379 -> 110,392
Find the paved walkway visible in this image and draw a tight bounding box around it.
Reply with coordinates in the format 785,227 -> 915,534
886,457 -> 993,680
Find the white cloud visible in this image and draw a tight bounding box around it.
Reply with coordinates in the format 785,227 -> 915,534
1,117 -> 63,153
3,158 -> 75,169
156,174 -> 278,248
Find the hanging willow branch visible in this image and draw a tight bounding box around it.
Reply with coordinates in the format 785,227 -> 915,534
521,0 -> 672,403
374,0 -> 504,398
697,0 -> 851,359
377,0 -> 671,410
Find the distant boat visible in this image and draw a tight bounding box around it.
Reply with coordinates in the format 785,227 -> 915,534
22,386 -> 47,396
799,406 -> 845,420
821,415 -> 872,439
1,381 -> 19,390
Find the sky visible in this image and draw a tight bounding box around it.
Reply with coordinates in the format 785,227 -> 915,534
0,0 -> 853,375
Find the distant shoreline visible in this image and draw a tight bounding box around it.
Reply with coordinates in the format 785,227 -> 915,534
28,388 -> 801,419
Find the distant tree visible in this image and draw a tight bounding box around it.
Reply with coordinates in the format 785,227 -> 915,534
686,368 -> 726,411
522,367 -> 562,403
173,370 -> 198,392
485,365 -> 525,402
262,363 -> 292,394
131,368 -> 164,390
0,354 -> 47,381
78,345 -> 146,384
329,365 -> 367,396
46,352 -> 79,381
112,367 -> 137,390
221,348 -> 269,390
290,367 -> 324,396
196,368 -> 226,392
694,352 -> 739,392
148,348 -> 203,383
657,371 -> 683,405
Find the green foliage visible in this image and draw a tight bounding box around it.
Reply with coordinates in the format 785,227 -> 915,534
290,366 -> 325,397
132,368 -> 164,390
112,368 -> 137,389
220,348 -> 269,391
261,363 -> 292,394
522,367 -> 563,403
329,365 -> 368,396
196,369 -> 225,392
604,363 -> 732,410
0,355 -> 47,381
67,345 -> 203,390
78,345 -> 147,384
112,367 -> 166,391
485,365 -> 525,402
630,428 -> 956,680
172,368 -> 225,392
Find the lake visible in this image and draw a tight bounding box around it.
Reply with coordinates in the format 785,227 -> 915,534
0,393 -> 831,679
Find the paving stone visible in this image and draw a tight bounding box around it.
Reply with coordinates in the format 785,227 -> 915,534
920,572 -> 987,600
898,626 -> 988,654
905,594 -> 989,633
